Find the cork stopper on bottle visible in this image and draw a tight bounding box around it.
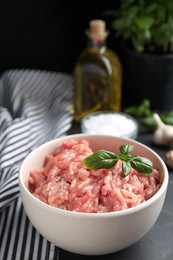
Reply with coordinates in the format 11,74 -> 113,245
86,19 -> 108,42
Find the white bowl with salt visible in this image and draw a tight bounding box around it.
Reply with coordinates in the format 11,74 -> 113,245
81,111 -> 139,139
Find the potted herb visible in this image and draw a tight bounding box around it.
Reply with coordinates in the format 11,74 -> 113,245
106,0 -> 173,112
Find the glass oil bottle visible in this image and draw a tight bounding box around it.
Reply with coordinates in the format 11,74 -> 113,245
73,19 -> 122,122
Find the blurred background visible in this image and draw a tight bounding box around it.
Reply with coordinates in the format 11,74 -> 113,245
1,0 -> 173,113
0,0 -> 118,74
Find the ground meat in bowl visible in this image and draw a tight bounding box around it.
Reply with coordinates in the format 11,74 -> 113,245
28,139 -> 161,213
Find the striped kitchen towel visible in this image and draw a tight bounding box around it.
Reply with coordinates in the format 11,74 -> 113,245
0,69 -> 74,260
0,69 -> 74,210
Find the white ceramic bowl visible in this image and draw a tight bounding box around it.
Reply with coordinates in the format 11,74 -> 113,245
19,134 -> 169,255
81,111 -> 139,139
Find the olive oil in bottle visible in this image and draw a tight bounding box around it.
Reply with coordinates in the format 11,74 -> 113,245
73,19 -> 122,122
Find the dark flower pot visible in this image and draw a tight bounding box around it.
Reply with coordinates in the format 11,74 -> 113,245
119,43 -> 173,112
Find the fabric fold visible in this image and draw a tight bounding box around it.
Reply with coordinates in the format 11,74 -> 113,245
0,69 -> 73,211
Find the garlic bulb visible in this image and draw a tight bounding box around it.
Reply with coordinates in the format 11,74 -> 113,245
166,150 -> 173,168
153,113 -> 173,146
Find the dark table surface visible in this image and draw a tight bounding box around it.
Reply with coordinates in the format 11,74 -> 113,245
59,122 -> 173,260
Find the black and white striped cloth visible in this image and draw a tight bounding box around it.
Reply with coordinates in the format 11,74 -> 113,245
0,69 -> 74,259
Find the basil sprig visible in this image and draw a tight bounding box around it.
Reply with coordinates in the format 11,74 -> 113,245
82,145 -> 153,177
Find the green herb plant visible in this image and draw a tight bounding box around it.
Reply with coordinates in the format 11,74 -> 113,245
124,99 -> 173,132
105,0 -> 173,53
83,144 -> 153,177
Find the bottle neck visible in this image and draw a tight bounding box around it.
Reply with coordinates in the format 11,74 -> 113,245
85,29 -> 109,49
87,38 -> 107,48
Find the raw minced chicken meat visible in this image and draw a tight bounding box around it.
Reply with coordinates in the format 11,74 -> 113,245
28,139 -> 161,213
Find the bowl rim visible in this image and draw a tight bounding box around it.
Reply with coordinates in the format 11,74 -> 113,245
19,133 -> 169,218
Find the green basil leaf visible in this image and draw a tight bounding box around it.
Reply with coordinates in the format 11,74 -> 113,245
135,16 -> 155,30
82,144 -> 153,178
119,145 -> 134,155
122,161 -> 132,176
82,150 -> 118,170
130,156 -> 153,174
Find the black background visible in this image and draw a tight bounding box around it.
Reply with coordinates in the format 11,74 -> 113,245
0,0 -> 119,74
